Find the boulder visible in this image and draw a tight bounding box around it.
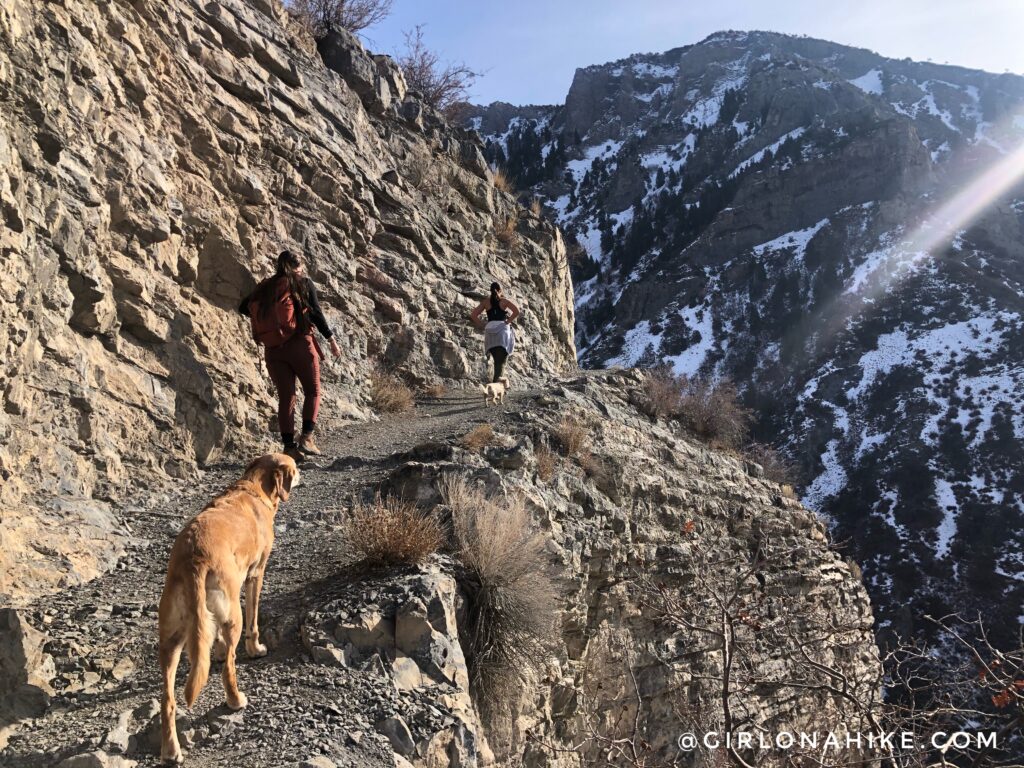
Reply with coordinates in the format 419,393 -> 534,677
0,609 -> 55,748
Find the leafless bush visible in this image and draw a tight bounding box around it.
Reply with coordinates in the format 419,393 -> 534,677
640,368 -> 753,450
460,424 -> 495,452
440,477 -> 558,724
286,0 -> 392,37
397,25 -> 478,118
369,369 -> 414,413
677,378 -> 752,450
529,197 -> 543,216
491,167 -> 514,193
744,442 -> 798,485
535,442 -> 556,482
345,494 -> 442,566
639,365 -> 686,419
553,415 -> 588,457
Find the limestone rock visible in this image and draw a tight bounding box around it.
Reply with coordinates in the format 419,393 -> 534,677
0,609 -> 55,748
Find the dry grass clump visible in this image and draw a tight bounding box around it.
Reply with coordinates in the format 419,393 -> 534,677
534,442 -> 556,481
493,213 -> 519,247
552,415 -> 588,457
440,477 -> 558,723
460,424 -> 495,452
491,166 -> 514,193
421,382 -> 447,399
529,197 -> 543,217
745,442 -> 799,486
370,369 -> 414,413
346,494 -> 443,566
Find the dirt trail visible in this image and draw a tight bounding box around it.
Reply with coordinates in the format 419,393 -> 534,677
2,386 -> 534,768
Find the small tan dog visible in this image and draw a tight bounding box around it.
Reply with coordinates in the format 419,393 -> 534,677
481,376 -> 509,406
158,453 -> 299,764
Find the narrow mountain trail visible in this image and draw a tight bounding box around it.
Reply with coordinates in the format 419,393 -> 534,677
3,386 -> 534,768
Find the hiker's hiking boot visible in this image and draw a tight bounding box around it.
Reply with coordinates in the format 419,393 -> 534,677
284,445 -> 306,463
298,433 -> 322,455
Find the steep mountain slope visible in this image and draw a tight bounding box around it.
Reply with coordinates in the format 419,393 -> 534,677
467,31 -> 1024,643
0,0 -> 575,602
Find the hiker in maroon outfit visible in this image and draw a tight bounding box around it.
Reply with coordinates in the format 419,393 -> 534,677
239,250 -> 341,459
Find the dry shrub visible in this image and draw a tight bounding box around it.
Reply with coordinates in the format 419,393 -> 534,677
640,368 -> 752,450
440,477 -> 558,723
491,167 -> 514,193
745,442 -> 799,485
535,442 -> 556,481
370,369 -> 414,413
398,25 -> 478,119
460,424 -> 495,452
640,365 -> 686,419
345,494 -> 442,566
494,213 -> 519,247
286,0 -> 393,36
780,483 -> 798,500
421,382 -> 447,399
529,197 -> 542,216
552,415 -> 588,457
677,377 -> 752,450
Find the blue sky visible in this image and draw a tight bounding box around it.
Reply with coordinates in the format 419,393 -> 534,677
360,0 -> 1024,106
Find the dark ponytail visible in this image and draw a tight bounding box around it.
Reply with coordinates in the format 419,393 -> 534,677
489,281 -> 501,309
250,249 -> 309,319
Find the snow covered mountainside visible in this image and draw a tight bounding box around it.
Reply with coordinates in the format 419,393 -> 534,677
466,31 -> 1024,644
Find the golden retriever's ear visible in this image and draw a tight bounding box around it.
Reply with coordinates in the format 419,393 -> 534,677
274,467 -> 291,503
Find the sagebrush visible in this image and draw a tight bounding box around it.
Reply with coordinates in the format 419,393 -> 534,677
440,477 -> 558,724
345,494 -> 442,566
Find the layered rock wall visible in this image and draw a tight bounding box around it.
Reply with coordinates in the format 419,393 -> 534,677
0,0 -> 576,602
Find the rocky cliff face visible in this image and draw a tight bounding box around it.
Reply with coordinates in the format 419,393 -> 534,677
1,374 -> 881,767
467,31 -> 1024,645
0,7 -> 884,766
0,0 -> 576,602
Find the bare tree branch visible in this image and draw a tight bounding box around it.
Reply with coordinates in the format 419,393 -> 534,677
397,25 -> 478,119
286,0 -> 393,37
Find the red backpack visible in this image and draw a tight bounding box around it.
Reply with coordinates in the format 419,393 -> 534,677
248,276 -> 306,347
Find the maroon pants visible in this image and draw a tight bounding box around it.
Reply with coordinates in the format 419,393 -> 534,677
265,333 -> 320,435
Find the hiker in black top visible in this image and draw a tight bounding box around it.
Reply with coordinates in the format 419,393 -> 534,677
239,250 -> 341,460
470,282 -> 520,382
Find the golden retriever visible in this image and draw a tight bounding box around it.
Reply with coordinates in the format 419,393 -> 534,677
481,376 -> 509,406
157,453 -> 299,763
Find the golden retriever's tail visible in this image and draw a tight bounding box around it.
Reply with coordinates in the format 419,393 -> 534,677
183,565 -> 212,707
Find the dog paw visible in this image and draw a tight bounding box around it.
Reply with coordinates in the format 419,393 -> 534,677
161,745 -> 185,764
246,641 -> 268,658
212,640 -> 228,662
227,691 -> 248,710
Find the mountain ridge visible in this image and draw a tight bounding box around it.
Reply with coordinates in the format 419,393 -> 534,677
466,30 -> 1024,645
